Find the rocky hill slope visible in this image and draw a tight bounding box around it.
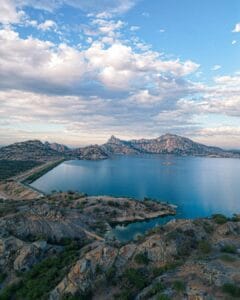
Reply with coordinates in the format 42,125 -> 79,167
102,134 -> 239,158
0,134 -> 239,165
0,192 -> 239,300
0,140 -> 108,162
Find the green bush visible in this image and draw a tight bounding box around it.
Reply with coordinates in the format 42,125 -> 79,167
147,282 -> 165,297
222,283 -> 240,297
0,273 -> 7,283
114,289 -> 132,300
134,252 -> 150,265
173,280 -> 185,292
123,268 -> 148,289
220,254 -> 236,262
0,243 -> 80,300
198,240 -> 211,254
212,214 -> 228,225
221,244 -> 237,254
156,294 -> 170,300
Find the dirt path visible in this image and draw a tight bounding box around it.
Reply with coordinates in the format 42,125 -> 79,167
83,229 -> 105,241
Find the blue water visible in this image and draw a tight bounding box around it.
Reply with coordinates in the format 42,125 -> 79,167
31,155 -> 240,241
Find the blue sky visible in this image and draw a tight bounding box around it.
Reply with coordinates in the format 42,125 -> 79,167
0,0 -> 240,147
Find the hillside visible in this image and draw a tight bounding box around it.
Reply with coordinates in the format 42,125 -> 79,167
102,134 -> 239,158
0,192 -> 239,299
0,140 -> 108,162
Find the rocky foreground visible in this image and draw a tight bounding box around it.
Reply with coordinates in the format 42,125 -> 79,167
0,192 -> 239,300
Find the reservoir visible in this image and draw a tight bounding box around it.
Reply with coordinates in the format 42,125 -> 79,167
31,155 -> 240,240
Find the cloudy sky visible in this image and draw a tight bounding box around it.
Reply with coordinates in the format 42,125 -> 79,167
0,0 -> 240,148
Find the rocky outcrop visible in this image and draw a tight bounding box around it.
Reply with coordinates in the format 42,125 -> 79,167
102,134 -> 239,158
0,140 -> 108,163
0,193 -> 239,300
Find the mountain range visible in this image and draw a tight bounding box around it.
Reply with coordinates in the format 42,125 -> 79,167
0,134 -> 239,161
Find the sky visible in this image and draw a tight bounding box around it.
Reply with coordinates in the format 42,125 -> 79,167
0,0 -> 240,148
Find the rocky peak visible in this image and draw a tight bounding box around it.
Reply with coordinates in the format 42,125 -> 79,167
107,135 -> 122,144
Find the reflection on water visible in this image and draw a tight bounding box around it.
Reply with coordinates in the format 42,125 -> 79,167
31,155 -> 240,241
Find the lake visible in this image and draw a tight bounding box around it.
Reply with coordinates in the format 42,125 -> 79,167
31,155 -> 240,241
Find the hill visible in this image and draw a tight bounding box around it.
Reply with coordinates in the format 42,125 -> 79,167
102,134 -> 239,158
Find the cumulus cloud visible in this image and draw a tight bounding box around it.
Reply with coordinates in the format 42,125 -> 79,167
0,1 -> 239,147
232,23 -> 240,33
0,27 -> 199,96
37,19 -> 57,31
0,0 -> 25,24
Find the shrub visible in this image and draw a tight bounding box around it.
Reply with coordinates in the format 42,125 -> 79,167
203,222 -> 214,234
157,294 -> 170,300
173,280 -> 185,292
220,254 -> 236,262
134,253 -> 150,265
0,242 -> 80,300
147,282 -> 165,297
212,214 -> 228,225
198,240 -> 211,254
221,244 -> 237,254
0,273 -> 6,283
114,289 -> 132,300
123,268 -> 148,289
231,214 -> 240,222
222,283 -> 240,297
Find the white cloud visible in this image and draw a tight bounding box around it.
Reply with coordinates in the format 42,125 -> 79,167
37,19 -> 57,31
232,23 -> 240,33
0,0 -> 25,24
159,29 -> 165,33
130,25 -> 140,31
211,65 -> 221,71
0,27 -> 199,94
232,40 -> 237,45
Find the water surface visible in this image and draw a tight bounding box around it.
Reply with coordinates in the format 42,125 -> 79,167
31,155 -> 240,240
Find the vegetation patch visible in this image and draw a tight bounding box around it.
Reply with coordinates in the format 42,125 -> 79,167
173,280 -> 185,292
0,160 -> 42,180
0,241 -> 81,300
212,214 -> 228,225
222,283 -> 240,297
123,268 -> 148,289
23,159 -> 64,184
198,240 -> 211,254
221,244 -> 237,254
134,252 -> 150,265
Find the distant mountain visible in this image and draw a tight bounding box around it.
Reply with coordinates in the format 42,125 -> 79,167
45,142 -> 70,153
102,134 -> 239,158
0,140 -> 62,162
0,140 -> 108,162
72,145 -> 109,160
0,134 -> 239,162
